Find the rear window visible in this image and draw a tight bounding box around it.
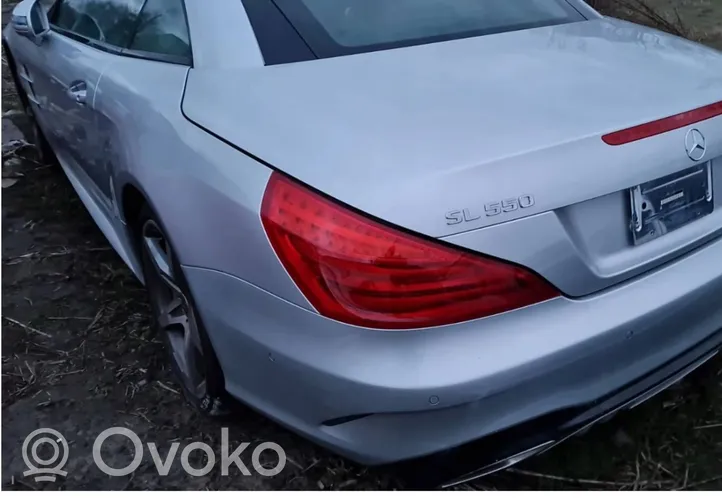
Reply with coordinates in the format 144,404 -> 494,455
273,0 -> 585,57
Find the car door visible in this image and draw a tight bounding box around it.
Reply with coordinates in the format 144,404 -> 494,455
40,0 -> 144,207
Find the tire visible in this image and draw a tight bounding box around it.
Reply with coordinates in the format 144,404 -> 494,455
136,204 -> 230,417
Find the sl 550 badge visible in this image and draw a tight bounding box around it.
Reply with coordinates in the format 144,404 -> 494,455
446,195 -> 535,225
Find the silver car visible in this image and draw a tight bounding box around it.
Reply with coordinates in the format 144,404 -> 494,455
4,0 -> 722,486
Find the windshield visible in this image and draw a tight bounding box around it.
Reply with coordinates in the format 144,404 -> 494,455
274,0 -> 585,57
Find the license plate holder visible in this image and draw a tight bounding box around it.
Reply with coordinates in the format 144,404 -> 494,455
630,163 -> 713,245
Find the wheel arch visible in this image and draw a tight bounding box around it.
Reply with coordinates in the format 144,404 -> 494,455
123,180 -> 230,411
116,177 -> 158,282
117,176 -> 193,280
120,181 -> 148,229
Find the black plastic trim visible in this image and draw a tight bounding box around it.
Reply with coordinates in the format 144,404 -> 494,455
240,0 -> 316,65
322,413 -> 373,427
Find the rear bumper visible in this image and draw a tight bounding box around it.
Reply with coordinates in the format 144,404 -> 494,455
404,330 -> 721,487
183,234 -> 722,467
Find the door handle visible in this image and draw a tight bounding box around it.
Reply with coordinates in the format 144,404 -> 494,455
67,80 -> 88,105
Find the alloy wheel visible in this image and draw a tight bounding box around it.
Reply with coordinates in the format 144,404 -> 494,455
141,220 -> 208,399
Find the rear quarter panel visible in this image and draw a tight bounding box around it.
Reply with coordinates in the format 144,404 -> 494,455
94,57 -> 312,310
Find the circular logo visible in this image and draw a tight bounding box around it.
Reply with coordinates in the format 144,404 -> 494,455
685,128 -> 706,162
22,428 -> 69,482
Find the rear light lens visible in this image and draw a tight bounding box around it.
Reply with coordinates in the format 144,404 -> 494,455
261,173 -> 559,329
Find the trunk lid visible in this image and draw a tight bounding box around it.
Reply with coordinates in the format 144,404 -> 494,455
183,17 -> 722,296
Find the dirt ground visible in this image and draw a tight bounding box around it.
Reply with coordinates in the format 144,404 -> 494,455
2,0 -> 721,491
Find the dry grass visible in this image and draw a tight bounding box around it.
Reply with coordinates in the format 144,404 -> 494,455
590,0 -> 722,49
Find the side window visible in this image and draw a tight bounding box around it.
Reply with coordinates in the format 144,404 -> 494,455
128,0 -> 192,60
51,0 -> 144,47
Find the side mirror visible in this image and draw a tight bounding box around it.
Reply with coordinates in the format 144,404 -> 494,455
13,0 -> 50,45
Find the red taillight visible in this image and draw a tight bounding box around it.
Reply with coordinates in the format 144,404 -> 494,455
602,100 -> 722,146
261,173 -> 559,330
